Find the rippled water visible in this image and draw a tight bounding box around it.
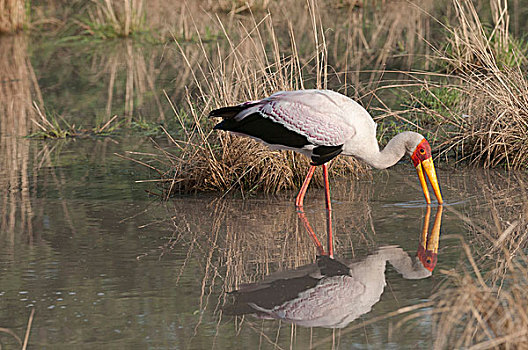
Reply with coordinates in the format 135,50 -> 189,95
0,135 -> 485,348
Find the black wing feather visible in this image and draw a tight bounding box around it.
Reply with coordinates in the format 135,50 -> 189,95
214,112 -> 310,149
311,145 -> 343,165
209,104 -> 254,119
211,105 -> 344,165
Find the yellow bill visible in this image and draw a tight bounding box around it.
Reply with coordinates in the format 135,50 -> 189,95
415,158 -> 443,204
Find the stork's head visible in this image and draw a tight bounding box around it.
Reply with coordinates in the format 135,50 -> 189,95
407,137 -> 443,204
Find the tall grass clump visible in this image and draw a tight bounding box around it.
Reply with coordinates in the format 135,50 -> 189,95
0,0 -> 27,33
139,5 -> 366,197
405,0 -> 528,168
394,216 -> 528,348
431,252 -> 528,349
434,171 -> 528,348
79,0 -> 145,38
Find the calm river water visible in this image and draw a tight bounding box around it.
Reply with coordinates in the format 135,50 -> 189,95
0,134 -> 501,348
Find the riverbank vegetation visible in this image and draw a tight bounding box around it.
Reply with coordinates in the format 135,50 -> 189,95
401,0 -> 528,169
4,0 -> 527,186
3,1 -> 528,348
132,0 -> 528,197
4,0 -> 523,190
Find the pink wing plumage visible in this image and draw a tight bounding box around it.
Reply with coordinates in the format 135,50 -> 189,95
237,90 -> 357,146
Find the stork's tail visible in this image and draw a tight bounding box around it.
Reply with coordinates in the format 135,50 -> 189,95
209,101 -> 259,120
210,101 -> 260,131
209,105 -> 245,120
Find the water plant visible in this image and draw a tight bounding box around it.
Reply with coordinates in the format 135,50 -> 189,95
29,104 -> 120,139
30,103 -> 75,138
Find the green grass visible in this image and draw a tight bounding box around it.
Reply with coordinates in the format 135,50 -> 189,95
29,104 -> 76,139
28,108 -> 184,139
29,107 -> 125,139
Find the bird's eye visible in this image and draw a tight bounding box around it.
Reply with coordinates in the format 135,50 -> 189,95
426,258 -> 431,263
419,148 -> 426,154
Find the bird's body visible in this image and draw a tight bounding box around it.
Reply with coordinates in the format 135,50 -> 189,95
212,90 -> 376,165
211,89 -> 443,205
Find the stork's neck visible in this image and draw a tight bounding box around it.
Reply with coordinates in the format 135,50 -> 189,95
377,246 -> 432,280
363,131 -> 419,169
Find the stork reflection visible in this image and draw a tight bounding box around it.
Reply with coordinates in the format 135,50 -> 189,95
225,205 -> 443,328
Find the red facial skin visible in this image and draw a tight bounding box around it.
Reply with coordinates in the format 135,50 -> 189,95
411,138 -> 432,167
417,245 -> 438,272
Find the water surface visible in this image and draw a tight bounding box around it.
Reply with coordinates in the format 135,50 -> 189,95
0,136 -> 488,349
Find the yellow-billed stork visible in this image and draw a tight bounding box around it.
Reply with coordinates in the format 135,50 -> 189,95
210,89 -> 443,207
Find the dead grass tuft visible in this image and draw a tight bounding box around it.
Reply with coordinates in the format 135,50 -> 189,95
406,0 -> 528,168
144,97 -> 363,197
136,5 -> 366,197
431,250 -> 528,349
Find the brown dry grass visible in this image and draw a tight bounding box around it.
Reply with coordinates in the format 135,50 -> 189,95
390,170 -> 528,349
0,0 -> 27,33
429,246 -> 528,349
401,0 -> 528,168
131,4 -> 369,197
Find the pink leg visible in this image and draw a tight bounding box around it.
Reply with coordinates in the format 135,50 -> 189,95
295,165 -> 316,209
297,210 -> 326,256
322,164 -> 334,258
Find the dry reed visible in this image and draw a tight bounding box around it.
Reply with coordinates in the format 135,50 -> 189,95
81,0 -> 145,38
0,0 -> 27,33
136,4 -> 368,197
429,248 -> 528,349
405,0 -> 528,168
0,308 -> 34,349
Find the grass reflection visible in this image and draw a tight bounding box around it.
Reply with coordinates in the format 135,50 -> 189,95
394,170 -> 528,349
154,185 -> 448,347
0,35 -> 41,246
